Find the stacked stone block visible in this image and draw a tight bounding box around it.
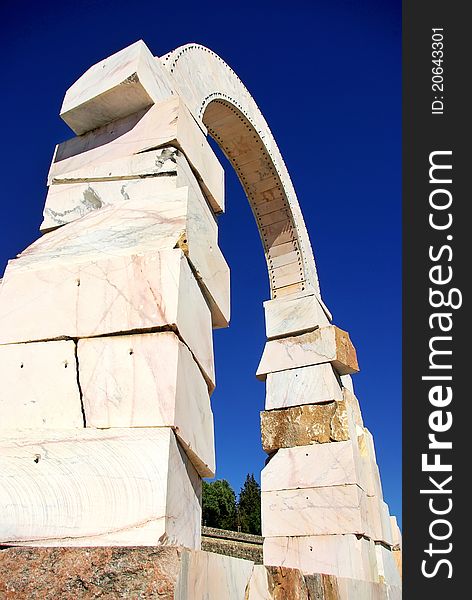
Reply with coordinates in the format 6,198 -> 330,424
0,40 -> 401,598
0,41 -> 229,548
258,295 -> 401,588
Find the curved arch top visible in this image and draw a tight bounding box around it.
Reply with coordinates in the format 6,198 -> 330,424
161,44 -> 321,301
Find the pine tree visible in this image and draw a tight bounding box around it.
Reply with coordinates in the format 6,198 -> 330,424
237,473 -> 261,535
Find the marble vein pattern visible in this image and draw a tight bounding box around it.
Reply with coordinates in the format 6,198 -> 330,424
50,96 -> 224,213
0,428 -> 201,548
42,147 -> 217,233
263,292 -> 330,339
18,187 -> 228,328
256,326 -> 359,379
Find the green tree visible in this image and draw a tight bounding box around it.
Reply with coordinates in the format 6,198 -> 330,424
202,479 -> 237,530
237,474 -> 261,535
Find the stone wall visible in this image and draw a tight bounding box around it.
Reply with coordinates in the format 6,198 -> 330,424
201,526 -> 263,564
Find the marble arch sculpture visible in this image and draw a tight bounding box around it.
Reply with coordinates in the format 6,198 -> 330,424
0,40 -> 402,596
162,43 -> 321,301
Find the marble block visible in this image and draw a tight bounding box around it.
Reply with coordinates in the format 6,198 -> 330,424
246,565 -> 271,600
50,96 -> 224,213
0,340 -> 82,429
360,429 -> 384,501
256,326 -> 359,380
78,331 -> 215,477
50,145 -> 186,182
390,516 -> 402,549
261,441 -> 369,494
393,549 -> 402,580
336,577 -> 396,599
0,249 -> 215,388
31,186 -> 229,328
261,484 -> 370,538
366,498 -> 394,546
263,292 -> 330,339
9,193 -> 188,271
263,534 -> 378,581
343,387 -> 364,429
375,545 -> 402,588
265,363 -> 342,410
42,147 -> 217,234
260,401 -> 350,454
0,428 -> 201,548
178,550 -> 254,599
340,374 -> 355,394
60,41 -> 174,136
42,177 -> 179,231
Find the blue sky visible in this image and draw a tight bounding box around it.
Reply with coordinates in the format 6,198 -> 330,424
1,1 -> 401,525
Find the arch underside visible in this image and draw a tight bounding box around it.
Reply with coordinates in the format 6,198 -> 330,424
203,100 -> 305,298
162,44 -> 321,301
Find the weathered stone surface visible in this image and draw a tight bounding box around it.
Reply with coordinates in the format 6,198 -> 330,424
0,340 -> 83,429
265,363 -> 343,410
78,331 -> 215,477
245,566 -> 397,599
0,544 -> 399,600
263,566 -> 309,600
0,428 -> 201,548
60,40 -> 174,135
263,292 -> 330,339
260,401 -> 350,453
257,326 -> 359,380
42,153 -> 216,234
246,565 -> 350,600
0,546 -> 183,600
202,526 -> 263,565
0,546 -> 256,600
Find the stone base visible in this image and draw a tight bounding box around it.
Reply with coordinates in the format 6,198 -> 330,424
0,546 -> 401,599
